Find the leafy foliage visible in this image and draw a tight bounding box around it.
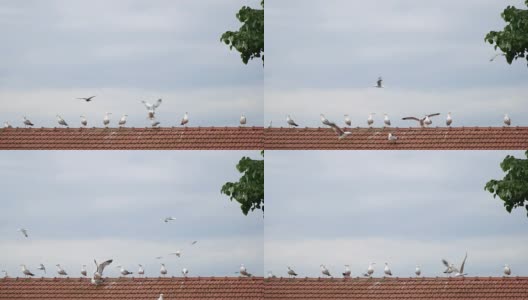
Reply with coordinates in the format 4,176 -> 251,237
221,151 -> 264,215
220,0 -> 264,65
485,151 -> 528,216
485,0 -> 528,66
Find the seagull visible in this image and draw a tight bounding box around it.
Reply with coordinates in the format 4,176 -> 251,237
402,113 -> 440,127
415,265 -> 421,276
20,264 -> 34,277
23,116 -> 34,128
141,99 -> 162,111
56,264 -> 67,276
103,112 -> 112,127
118,115 -> 127,127
240,114 -> 247,126
138,264 -> 145,276
367,113 -> 375,127
180,112 -> 189,126
342,265 -> 351,278
158,294 -> 164,300
181,268 -> 189,277
80,116 -> 88,127
151,118 -> 161,127
78,96 -> 95,102
344,115 -> 351,126
454,253 -> 468,277
160,264 -> 168,276
117,265 -> 133,276
18,228 -> 29,238
93,259 -> 112,280
320,114 -> 333,126
446,112 -> 452,126
384,263 -> 392,276
383,114 -> 391,127
4,121 -> 12,128
239,264 -> 252,277
287,266 -> 298,278
169,250 -> 182,258
363,263 -> 375,277
81,265 -> 87,277
442,253 -> 468,277
56,115 -> 68,127
37,264 -> 46,274
374,76 -> 384,88
164,217 -> 176,223
267,271 -> 277,278
329,123 -> 352,140
442,259 -> 455,275
191,241 -> 198,246
320,264 -> 331,277
1,270 -> 7,278
504,114 -> 511,126
286,115 -> 299,128
504,264 -> 511,276
388,133 -> 398,142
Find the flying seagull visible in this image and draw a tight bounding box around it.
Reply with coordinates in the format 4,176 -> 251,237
383,114 -> 391,127
504,264 -> 511,276
342,265 -> 351,278
374,76 -> 384,88
329,123 -> 352,140
180,112 -> 189,126
384,263 -> 392,276
169,250 -> 182,258
103,112 -> 112,127
320,264 -> 331,277
504,114 -> 511,126
388,133 -> 398,142
138,264 -> 145,276
454,253 -> 468,277
239,264 -> 252,277
20,264 -> 34,277
286,115 -> 299,128
402,113 -> 440,127
367,113 -> 375,127
38,264 -> 46,274
81,265 -> 87,277
80,116 -> 88,127
4,121 -> 12,128
363,263 -> 375,277
446,112 -> 453,126
141,99 -> 162,111
78,96 -> 95,102
56,115 -> 68,127
344,115 -> 352,126
117,265 -> 133,276
160,264 -> 168,276
442,259 -> 455,275
164,217 -> 176,223
92,259 -> 113,281
181,268 -> 189,277
415,265 -> 421,276
320,114 -> 333,126
240,114 -> 247,126
118,115 -> 127,127
56,264 -> 67,276
23,116 -> 34,128
442,253 -> 468,277
18,228 -> 29,238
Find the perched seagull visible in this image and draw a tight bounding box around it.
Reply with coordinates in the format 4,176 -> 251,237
117,266 -> 133,276
388,133 -> 398,142
504,264 -> 511,276
23,116 -> 34,128
367,113 -> 375,127
374,76 -> 384,88
56,115 -> 68,127
160,264 -> 168,276
342,265 -> 351,278
138,264 -> 145,276
267,271 -> 277,278
454,253 -> 468,277
384,263 -> 392,276
4,121 -> 12,128
181,268 -> 189,277
320,264 -> 331,277
240,264 -> 252,277
20,264 -> 34,277
415,265 -> 421,277
92,259 -> 113,284
363,263 -> 375,277
240,114 -> 247,126
37,264 -> 46,274
141,99 -> 162,111
402,113 -> 440,127
18,228 -> 29,238
320,114 -> 333,126
329,123 -> 352,140
180,112 -> 189,126
164,217 -> 176,223
169,250 -> 182,258
446,112 -> 453,127
56,264 -> 67,276
78,96 -> 95,102
1,270 -> 7,278
81,265 -> 87,277
103,112 -> 112,127
80,116 -> 88,127
287,266 -> 298,278
151,119 -> 161,127
191,241 -> 198,246
158,294 -> 164,300
504,114 -> 511,126
286,115 -> 299,128
118,115 -> 128,127
344,115 -> 352,126
383,114 -> 391,127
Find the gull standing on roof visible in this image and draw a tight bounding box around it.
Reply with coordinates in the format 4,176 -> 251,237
158,294 -> 164,300
367,113 -> 375,127
164,217 -> 176,223
344,115 -> 351,126
504,114 -> 511,126
80,116 -> 88,127
56,115 -> 68,127
240,264 -> 252,277
138,264 -> 145,276
4,121 -> 12,128
180,112 -> 189,126
286,115 -> 298,128
118,115 -> 127,127
402,113 -> 440,127
374,76 -> 384,88
388,133 -> 398,142
342,265 -> 351,278
415,265 -> 421,276
504,264 -> 511,276
329,123 -> 352,140
56,264 -> 67,276
81,265 -> 87,277
446,112 -> 452,126
287,266 -> 298,278
240,114 -> 247,126
78,96 -> 95,102
363,263 -> 375,277
20,265 -> 34,277
169,250 -> 182,258
454,253 -> 468,277
23,117 -> 34,128
320,264 -> 331,277
37,264 -> 46,274
383,114 -> 391,127
117,265 -> 133,276
160,264 -> 168,276
384,263 -> 392,276
181,268 -> 189,277
103,112 -> 112,127
18,228 -> 28,238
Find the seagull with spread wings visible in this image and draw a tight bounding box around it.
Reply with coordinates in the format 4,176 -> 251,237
402,113 -> 440,127
78,96 -> 95,102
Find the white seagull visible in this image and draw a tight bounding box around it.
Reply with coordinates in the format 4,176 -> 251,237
56,264 -> 67,276
118,115 -> 127,127
117,265 -> 133,276
181,268 -> 189,277
141,99 -> 162,111
37,264 -> 46,274
383,114 -> 391,127
138,264 -> 145,276
180,112 -> 189,126
56,115 -> 68,127
3,121 -> 12,128
454,253 -> 468,277
160,264 -> 168,276
363,263 -> 375,277
92,259 -> 113,284
20,264 -> 34,277
240,114 -> 247,126
320,264 -> 331,277
374,76 -> 384,88
329,123 -> 352,140
367,113 -> 375,127
384,263 -> 392,276
504,114 -> 511,126
320,114 -> 333,126
239,264 -> 252,277
388,133 -> 398,142
342,265 -> 351,278
81,265 -> 87,277
164,217 -> 176,223
286,115 -> 299,128
23,116 -> 34,128
80,115 -> 88,127
415,265 -> 421,276
402,113 -> 440,127
446,112 -> 453,126
442,253 -> 468,277
344,115 -> 352,126
287,266 -> 298,278
18,228 -> 29,238
504,264 -> 511,276
103,112 -> 112,127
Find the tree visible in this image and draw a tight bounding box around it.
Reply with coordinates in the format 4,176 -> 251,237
220,0 -> 264,65
221,151 -> 264,215
485,0 -> 528,66
485,151 -> 528,216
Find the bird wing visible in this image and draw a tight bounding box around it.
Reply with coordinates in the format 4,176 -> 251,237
442,259 -> 450,267
153,99 -> 162,108
329,123 -> 344,135
427,113 -> 441,118
97,259 -> 113,274
402,117 -> 420,121
459,252 -> 467,273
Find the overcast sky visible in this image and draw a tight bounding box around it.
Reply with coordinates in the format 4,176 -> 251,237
0,0 -> 263,128
265,151 -> 528,278
265,0 -> 528,128
0,151 -> 263,278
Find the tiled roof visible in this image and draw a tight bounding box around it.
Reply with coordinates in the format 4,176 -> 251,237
264,277 -> 528,299
264,127 -> 528,150
0,127 -> 263,150
0,277 -> 263,299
